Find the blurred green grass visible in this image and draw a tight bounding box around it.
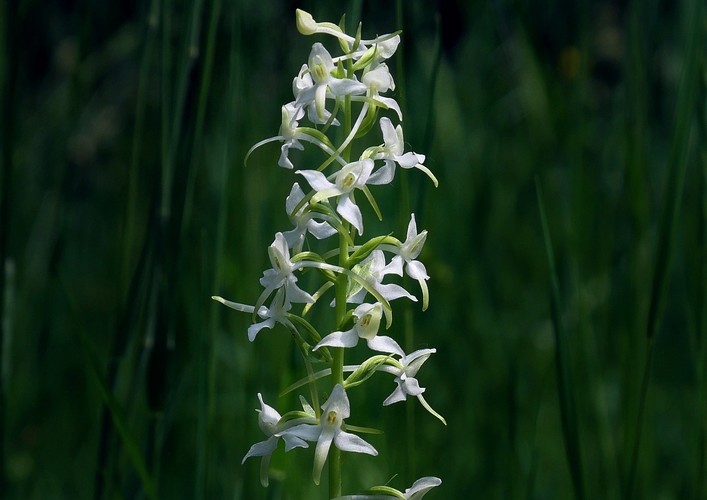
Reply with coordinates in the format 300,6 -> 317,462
0,0 -> 704,498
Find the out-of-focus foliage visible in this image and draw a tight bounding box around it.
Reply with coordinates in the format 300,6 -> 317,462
0,0 -> 703,498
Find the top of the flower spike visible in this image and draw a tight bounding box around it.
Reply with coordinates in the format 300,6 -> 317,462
296,9 -> 401,55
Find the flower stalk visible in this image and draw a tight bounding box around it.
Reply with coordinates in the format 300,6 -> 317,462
214,9 -> 445,498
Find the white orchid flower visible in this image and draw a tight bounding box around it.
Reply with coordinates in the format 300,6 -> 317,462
313,303 -> 404,356
283,182 -> 337,252
242,393 -> 313,487
287,384 -> 378,485
348,249 -> 417,304
382,214 -> 431,310
297,159 -> 375,235
368,117 -> 438,187
244,101 -> 344,170
212,287 -> 294,342
259,232 -> 315,305
295,43 -> 367,123
334,476 -> 442,500
361,64 -> 402,122
379,348 -> 446,425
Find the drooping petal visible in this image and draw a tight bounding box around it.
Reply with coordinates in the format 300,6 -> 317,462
406,260 -> 428,281
248,317 -> 276,342
337,195 -> 364,235
395,151 -> 423,168
312,424 -> 336,485
281,432 -> 309,452
328,76 -> 367,97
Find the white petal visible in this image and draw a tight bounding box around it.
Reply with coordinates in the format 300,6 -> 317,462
313,425 -> 336,484
383,385 -> 407,405
328,76 -> 367,97
376,283 -> 417,302
376,96 -> 403,121
281,432 -> 309,452
307,220 -> 337,239
337,195 -> 363,235
314,328 -> 359,350
382,255 -> 404,277
248,317 -> 275,342
406,476 -> 442,499
396,152 -> 423,168
406,260 -> 428,280
401,376 -> 425,396
242,436 -> 278,463
367,161 -> 396,185
366,335 -> 404,356
296,169 -> 336,192
379,117 -> 398,149
286,182 -> 305,214
334,430 -> 378,456
285,276 -> 315,304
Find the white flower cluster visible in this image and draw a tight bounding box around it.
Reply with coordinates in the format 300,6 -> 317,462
214,9 -> 443,498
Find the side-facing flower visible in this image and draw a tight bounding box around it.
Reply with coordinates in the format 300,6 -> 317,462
211,288 -> 294,342
361,64 -> 402,122
348,249 -> 416,304
283,182 -> 337,252
379,348 -> 446,425
297,159 -> 374,234
385,214 -> 431,310
287,384 -> 378,485
242,393 -> 311,487
313,302 -> 404,356
368,117 -> 438,187
259,232 -> 315,305
334,476 -> 442,500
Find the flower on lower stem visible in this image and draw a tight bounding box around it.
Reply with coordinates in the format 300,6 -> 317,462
242,393 -> 314,487
380,348 -> 446,425
334,476 -> 442,500
313,302 -> 404,356
287,384 -> 378,485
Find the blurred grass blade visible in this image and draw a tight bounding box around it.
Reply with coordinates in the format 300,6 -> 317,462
60,277 -> 158,500
626,0 -> 701,496
535,177 -> 585,500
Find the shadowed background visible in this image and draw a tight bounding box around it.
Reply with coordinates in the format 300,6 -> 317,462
0,0 -> 704,498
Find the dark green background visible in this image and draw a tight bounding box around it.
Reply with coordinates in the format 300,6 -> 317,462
0,0 -> 704,498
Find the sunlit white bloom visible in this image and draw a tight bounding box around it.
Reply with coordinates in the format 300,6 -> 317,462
297,159 -> 374,235
379,348 -> 446,425
385,214 -> 431,310
259,232 -> 314,304
313,303 -> 404,356
295,43 -> 367,123
283,183 -> 337,252
361,64 -> 402,122
348,250 -> 416,304
334,476 -> 442,500
287,384 -> 378,484
368,117 -> 438,187
242,393 -> 312,487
